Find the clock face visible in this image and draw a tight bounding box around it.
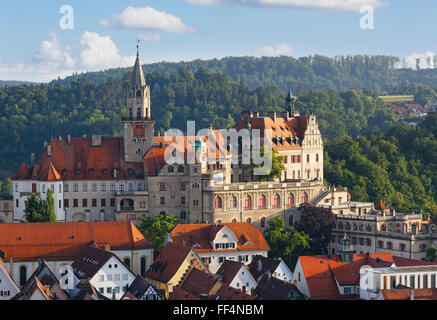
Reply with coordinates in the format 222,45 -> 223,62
134,124 -> 145,138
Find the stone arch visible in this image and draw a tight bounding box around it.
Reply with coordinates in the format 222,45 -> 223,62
72,212 -> 85,222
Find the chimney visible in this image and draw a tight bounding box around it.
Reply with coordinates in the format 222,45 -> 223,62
269,111 -> 277,122
47,144 -> 52,157
30,153 -> 35,167
103,244 -> 111,252
257,258 -> 262,273
209,124 -> 213,130
253,111 -> 260,118
58,136 -> 63,143
410,288 -> 415,300
67,135 -> 71,145
293,110 -> 300,117
282,111 -> 290,121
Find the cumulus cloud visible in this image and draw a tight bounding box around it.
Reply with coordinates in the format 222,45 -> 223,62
254,43 -> 293,56
0,31 -> 136,82
101,6 -> 196,34
183,0 -> 388,12
404,51 -> 436,70
139,32 -> 163,43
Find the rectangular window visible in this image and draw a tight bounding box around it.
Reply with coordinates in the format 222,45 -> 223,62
107,287 -> 112,294
119,184 -> 125,192
64,199 -> 69,208
16,199 -> 19,208
73,184 -> 78,192
159,183 -> 166,192
307,154 -> 310,163
101,199 -> 106,207
73,199 -> 78,208
42,185 -> 46,193
107,275 -> 113,281
82,184 -> 88,192
92,199 -> 97,207
137,183 -> 144,192
110,199 -> 116,207
180,183 -> 186,192
316,154 -> 319,162
101,184 -> 107,192
128,183 -> 134,192
51,184 -> 55,192
193,200 -> 199,206
114,274 -> 120,282
59,200 -> 62,209
122,274 -> 128,281
160,197 -> 165,205
110,183 -> 116,192
181,196 -> 186,205
92,184 -> 97,192
82,199 -> 88,208
64,184 -> 69,192
140,201 -> 146,209
99,275 -> 104,282
59,184 -> 62,193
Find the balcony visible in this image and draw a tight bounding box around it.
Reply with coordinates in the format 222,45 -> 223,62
120,206 -> 135,212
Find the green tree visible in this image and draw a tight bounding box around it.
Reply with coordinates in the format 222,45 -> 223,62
250,147 -> 285,181
24,190 -> 57,223
138,213 -> 179,256
264,216 -> 312,269
425,244 -> 437,262
297,204 -> 336,255
43,189 -> 57,222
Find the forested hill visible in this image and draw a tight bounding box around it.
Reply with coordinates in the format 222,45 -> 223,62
50,55 -> 437,93
0,67 -> 403,175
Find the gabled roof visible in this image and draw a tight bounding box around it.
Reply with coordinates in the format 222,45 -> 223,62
248,255 -> 282,281
216,260 -> 246,284
0,221 -> 153,262
169,223 -> 270,253
71,246 -> 126,280
13,137 -> 144,181
298,252 -> 436,300
121,275 -> 161,300
212,282 -> 254,301
375,200 -> 389,210
254,273 -> 296,300
235,116 -> 308,151
146,242 -> 194,284
180,268 -> 220,297
73,279 -> 109,300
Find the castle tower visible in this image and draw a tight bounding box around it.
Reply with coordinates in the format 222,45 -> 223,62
285,88 -> 296,114
123,45 -> 155,163
338,232 -> 354,263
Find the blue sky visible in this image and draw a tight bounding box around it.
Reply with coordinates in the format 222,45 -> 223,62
1,0 -> 436,82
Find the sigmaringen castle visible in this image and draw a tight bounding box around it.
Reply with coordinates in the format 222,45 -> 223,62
10,48 -> 437,262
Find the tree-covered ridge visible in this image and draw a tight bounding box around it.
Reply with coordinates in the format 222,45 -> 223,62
0,67 -> 404,176
50,55 -> 437,93
325,113 -> 437,218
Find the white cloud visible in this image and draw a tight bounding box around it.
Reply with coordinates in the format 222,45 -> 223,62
183,0 -> 388,12
404,51 -> 436,70
139,32 -> 163,43
254,43 -> 293,56
101,6 -> 196,34
78,31 -> 134,69
0,31 -> 136,82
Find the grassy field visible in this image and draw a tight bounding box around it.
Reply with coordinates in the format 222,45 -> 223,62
379,95 -> 415,103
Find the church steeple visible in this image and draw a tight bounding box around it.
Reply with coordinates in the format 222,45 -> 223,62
285,88 -> 296,114
131,44 -> 146,89
122,41 -> 155,163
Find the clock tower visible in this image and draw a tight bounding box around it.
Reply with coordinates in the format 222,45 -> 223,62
123,46 -> 155,163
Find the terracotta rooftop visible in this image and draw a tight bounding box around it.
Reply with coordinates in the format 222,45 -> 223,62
146,242 -> 194,284
375,200 -> 389,210
180,268 -> 220,297
213,282 -> 254,300
298,252 -> 436,300
0,221 -> 153,262
168,287 -> 201,300
381,288 -> 437,300
169,222 -> 270,253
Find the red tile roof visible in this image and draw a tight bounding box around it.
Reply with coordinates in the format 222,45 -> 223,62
168,287 -> 201,300
381,288 -> 437,300
180,268 -> 220,297
170,222 -> 270,253
213,282 -> 255,300
235,116 -> 308,151
0,221 -> 153,262
146,242 -> 194,284
14,137 -> 144,181
375,200 -> 389,210
216,260 -> 246,284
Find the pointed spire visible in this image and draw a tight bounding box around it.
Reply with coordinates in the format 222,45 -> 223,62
131,40 -> 146,88
285,87 -> 296,114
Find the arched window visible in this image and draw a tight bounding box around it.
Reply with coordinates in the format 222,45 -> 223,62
261,217 -> 266,228
229,196 -> 237,209
246,217 -> 252,224
19,266 -> 27,286
273,194 -> 281,208
288,193 -> 295,207
301,192 -> 309,204
120,199 -> 134,211
140,257 -> 147,277
244,195 -> 252,210
123,258 -> 131,268
168,166 -> 174,173
136,89 -> 142,97
216,219 -> 222,224
258,195 -> 266,209
345,223 -> 350,230
353,224 -> 358,231
381,224 -> 387,232
214,197 -> 223,209
232,218 -> 237,223
338,222 -> 344,230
